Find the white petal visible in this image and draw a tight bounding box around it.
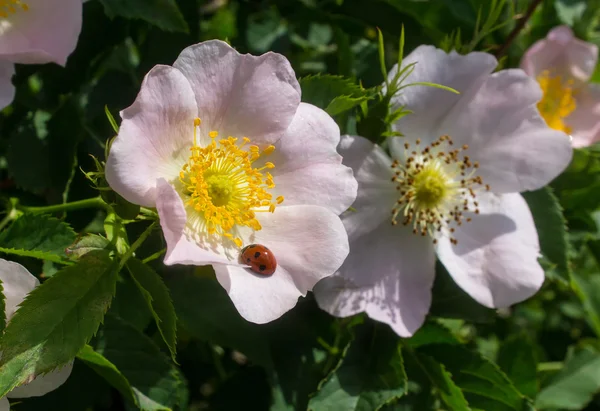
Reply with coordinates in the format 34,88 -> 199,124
0,259 -> 39,321
314,221 -> 435,337
7,363 -> 73,398
173,40 -> 301,146
388,45 -> 497,148
338,135 -> 398,239
105,65 -> 198,207
270,163 -> 357,215
0,62 -> 15,110
436,192 -> 544,308
156,178 -> 232,266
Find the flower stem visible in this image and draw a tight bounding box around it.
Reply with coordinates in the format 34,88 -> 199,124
494,0 -> 544,59
142,248 -> 166,264
118,221 -> 158,270
19,196 -> 109,214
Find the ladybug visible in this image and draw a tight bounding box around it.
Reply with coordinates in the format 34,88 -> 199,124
239,244 -> 277,276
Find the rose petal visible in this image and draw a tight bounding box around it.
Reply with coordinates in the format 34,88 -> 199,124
388,45 -> 497,144
314,221 -> 435,337
7,363 -> 73,398
568,83 -> 600,148
0,62 -> 14,111
0,0 -> 82,66
437,68 -> 572,193
156,178 -> 233,266
0,258 -> 39,320
436,192 -> 544,308
105,65 -> 198,207
338,135 -> 398,239
521,25 -> 598,81
270,163 -> 357,215
266,103 -> 343,173
173,40 -> 301,146
215,204 -> 348,323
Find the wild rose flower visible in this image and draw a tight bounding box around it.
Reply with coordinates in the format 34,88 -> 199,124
314,46 -> 573,337
521,25 -> 600,147
0,259 -> 73,410
105,40 -> 356,323
0,0 -> 83,109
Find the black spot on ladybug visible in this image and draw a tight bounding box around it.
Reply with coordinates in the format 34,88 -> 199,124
248,245 -> 256,249
259,265 -> 267,271
254,251 -> 261,258
246,258 -> 251,262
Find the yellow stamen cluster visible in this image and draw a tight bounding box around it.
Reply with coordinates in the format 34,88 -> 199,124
179,118 -> 283,247
0,0 -> 28,18
536,70 -> 577,134
390,135 -> 490,245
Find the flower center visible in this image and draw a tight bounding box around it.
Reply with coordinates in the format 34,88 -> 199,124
536,70 -> 577,134
390,135 -> 490,244
178,118 -> 283,247
0,0 -> 28,18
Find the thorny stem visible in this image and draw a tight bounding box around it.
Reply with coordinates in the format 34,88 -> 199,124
118,221 -> 158,270
19,196 -> 109,214
494,0 -> 544,59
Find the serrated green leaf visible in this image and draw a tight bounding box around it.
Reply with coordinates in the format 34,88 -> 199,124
165,267 -> 271,366
0,214 -> 77,259
418,344 -> 529,411
536,347 -> 600,410
65,234 -> 111,259
0,251 -> 118,397
308,323 -> 407,411
406,322 -> 460,348
571,270 -> 600,338
77,344 -> 139,407
497,335 -> 538,399
300,75 -> 370,115
522,187 -> 571,283
411,352 -> 470,410
99,0 -> 189,33
93,314 -> 188,411
127,259 -> 177,362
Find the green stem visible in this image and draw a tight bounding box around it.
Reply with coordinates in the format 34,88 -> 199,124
537,361 -> 563,372
118,221 -> 158,270
142,248 -> 166,264
20,196 -> 108,214
0,208 -> 21,231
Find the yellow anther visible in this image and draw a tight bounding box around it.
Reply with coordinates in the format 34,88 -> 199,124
263,145 -> 276,155
264,162 -> 275,169
0,0 -> 28,17
249,145 -> 260,152
536,70 -> 577,134
209,131 -> 219,138
276,196 -> 284,204
194,117 -> 202,126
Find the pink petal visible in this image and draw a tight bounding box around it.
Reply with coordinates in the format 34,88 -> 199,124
568,83 -> 600,148
338,135 -> 398,240
0,258 -> 39,320
314,220 -> 435,337
0,397 -> 8,411
105,65 -> 198,207
7,363 -> 73,398
521,25 -> 598,81
0,0 -> 82,66
270,163 -> 356,215
215,204 -> 349,323
173,40 -> 301,146
156,178 -> 233,266
388,45 -> 497,143
436,192 -> 544,308
437,68 -> 572,193
0,62 -> 15,110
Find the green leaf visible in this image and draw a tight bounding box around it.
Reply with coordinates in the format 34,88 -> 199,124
107,273 -> 153,331
406,321 -> 460,348
411,352 -> 470,410
0,250 -> 118,397
308,323 -> 407,411
93,314 -> 188,411
522,187 -> 571,283
99,0 -> 189,33
165,267 -> 271,366
104,105 -> 119,133
0,214 -> 77,263
555,0 -> 586,25
419,344 -> 529,411
65,234 -> 111,259
536,347 -> 600,410
127,258 -> 177,362
299,75 -> 370,116
497,335 -> 538,399
429,261 -> 496,323
571,269 -> 600,337
76,345 -> 138,407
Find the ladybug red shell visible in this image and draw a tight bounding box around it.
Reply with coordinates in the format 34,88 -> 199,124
239,244 -> 277,276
